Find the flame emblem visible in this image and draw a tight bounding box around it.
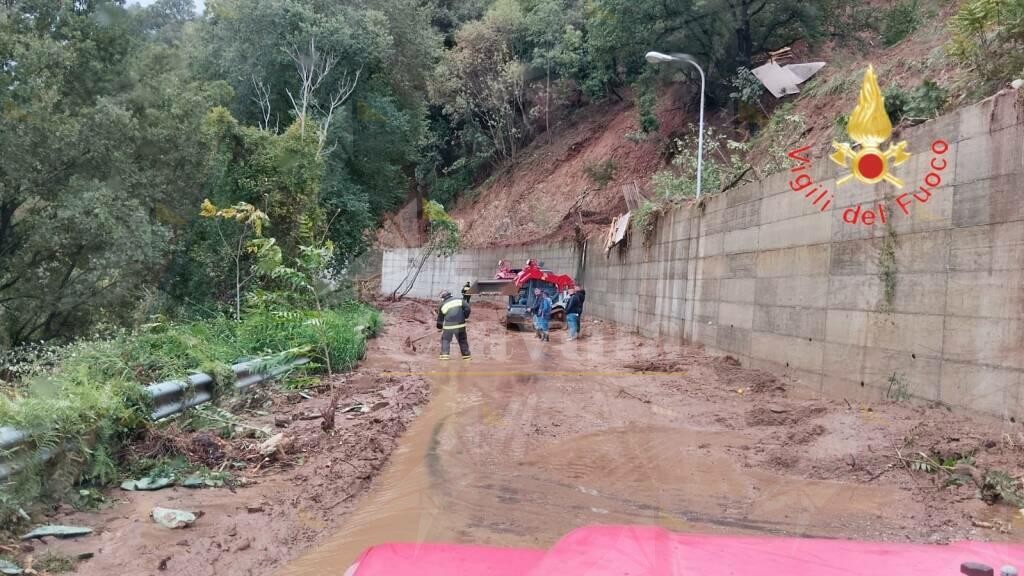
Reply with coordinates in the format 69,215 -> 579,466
830,65 -> 910,187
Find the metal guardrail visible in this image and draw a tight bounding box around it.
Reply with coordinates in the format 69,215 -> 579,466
0,355 -> 309,481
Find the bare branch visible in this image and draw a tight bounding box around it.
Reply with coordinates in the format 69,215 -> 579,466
250,75 -> 273,131
286,37 -> 362,147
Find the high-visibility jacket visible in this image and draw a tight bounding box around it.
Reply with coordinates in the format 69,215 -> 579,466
437,295 -> 471,330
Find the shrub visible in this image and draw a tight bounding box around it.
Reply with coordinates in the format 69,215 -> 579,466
748,103 -> 807,175
655,125 -> 753,199
881,0 -> 920,46
584,159 -> 618,188
833,113 -> 850,139
949,0 -> 1024,88
0,302 -> 380,530
728,67 -> 765,107
884,80 -> 948,123
635,69 -> 660,135
632,200 -> 663,246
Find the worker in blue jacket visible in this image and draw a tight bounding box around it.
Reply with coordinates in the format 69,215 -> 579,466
533,288 -> 552,342
436,289 -> 471,360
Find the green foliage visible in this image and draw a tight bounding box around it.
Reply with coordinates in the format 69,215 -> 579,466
910,451 -> 974,473
878,222 -> 898,312
72,487 -> 107,511
881,0 -> 921,46
748,103 -> 807,175
982,470 -> 1024,507
632,200 -> 663,246
833,113 -> 850,139
423,200 -> 462,258
0,0 -> 228,346
729,67 -> 765,107
949,0 -> 1024,88
584,160 -> 619,188
816,0 -> 878,43
430,2 -> 532,163
884,80 -> 947,123
0,301 -> 379,523
654,126 -> 752,199
635,69 -> 660,135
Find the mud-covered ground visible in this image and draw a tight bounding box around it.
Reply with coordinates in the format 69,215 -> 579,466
280,300 -> 1024,576
16,298 -> 1024,575
12,325 -> 431,576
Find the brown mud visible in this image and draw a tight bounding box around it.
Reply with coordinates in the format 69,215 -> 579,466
279,301 -> 1024,575
25,300 -> 1024,575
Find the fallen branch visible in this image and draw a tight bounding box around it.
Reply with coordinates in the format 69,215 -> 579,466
321,390 -> 341,431
201,413 -> 272,438
720,166 -> 754,194
617,388 -> 652,404
891,440 -> 922,487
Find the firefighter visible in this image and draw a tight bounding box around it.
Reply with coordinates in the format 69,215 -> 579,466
436,289 -> 471,361
462,281 -> 472,303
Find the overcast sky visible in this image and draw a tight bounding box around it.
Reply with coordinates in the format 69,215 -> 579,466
127,0 -> 206,12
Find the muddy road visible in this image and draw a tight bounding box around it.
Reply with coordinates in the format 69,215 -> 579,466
28,299 -> 1024,575
279,300 -> 1024,575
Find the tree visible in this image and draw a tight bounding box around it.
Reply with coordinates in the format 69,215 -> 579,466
431,3 -> 531,163
192,0 -> 439,270
198,200 -> 272,321
0,0 -> 224,345
583,0 -> 820,97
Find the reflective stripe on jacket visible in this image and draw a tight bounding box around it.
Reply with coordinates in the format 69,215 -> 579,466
437,296 -> 470,329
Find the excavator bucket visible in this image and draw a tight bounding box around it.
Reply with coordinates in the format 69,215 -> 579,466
470,279 -> 517,296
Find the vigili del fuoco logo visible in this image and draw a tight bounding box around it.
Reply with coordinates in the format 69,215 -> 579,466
786,65 -> 949,227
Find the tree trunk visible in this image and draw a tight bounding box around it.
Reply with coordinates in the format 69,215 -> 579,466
235,255 -> 242,322
736,1 -> 754,68
545,64 -> 551,142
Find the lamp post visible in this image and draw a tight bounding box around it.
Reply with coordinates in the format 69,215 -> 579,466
645,51 -> 706,201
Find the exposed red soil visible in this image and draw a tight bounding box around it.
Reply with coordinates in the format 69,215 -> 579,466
377,0 -> 983,251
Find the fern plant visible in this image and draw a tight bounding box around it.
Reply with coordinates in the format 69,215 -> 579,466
949,0 -> 1024,88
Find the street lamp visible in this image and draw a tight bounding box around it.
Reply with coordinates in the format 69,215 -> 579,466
645,51 -> 706,201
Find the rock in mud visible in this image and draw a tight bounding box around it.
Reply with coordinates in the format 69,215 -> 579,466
259,433 -> 291,458
152,507 -> 197,529
0,559 -> 23,575
20,525 -> 93,540
121,476 -> 174,491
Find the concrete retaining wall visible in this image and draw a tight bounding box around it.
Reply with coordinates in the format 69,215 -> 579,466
381,242 -> 579,300
381,89 -> 1024,419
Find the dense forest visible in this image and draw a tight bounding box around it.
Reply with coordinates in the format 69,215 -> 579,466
0,0 -> 1018,346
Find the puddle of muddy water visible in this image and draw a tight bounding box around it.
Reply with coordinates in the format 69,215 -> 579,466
277,332 -> 923,576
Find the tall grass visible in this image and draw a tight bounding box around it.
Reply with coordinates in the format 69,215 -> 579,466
0,302 -> 380,530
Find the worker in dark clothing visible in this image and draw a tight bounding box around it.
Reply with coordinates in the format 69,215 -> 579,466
436,289 -> 471,360
575,285 -> 586,337
565,286 -> 583,341
462,282 -> 472,303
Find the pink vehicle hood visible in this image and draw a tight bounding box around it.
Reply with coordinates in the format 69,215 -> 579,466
350,524 -> 1024,575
